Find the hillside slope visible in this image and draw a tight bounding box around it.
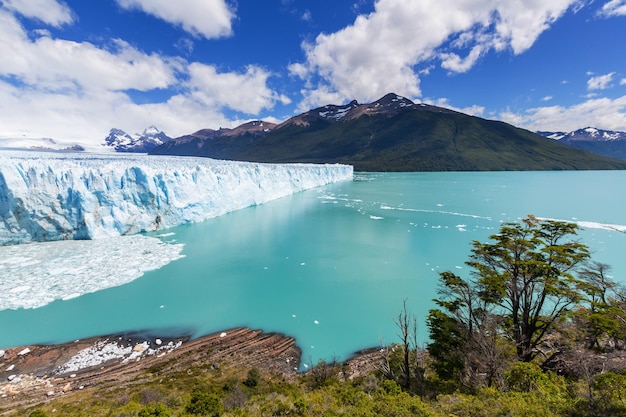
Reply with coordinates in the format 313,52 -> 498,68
151,94 -> 626,171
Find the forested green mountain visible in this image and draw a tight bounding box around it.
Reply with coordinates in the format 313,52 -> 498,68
150,94 -> 626,171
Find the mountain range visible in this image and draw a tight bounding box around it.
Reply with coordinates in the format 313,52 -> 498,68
103,126 -> 172,153
149,93 -> 626,171
537,127 -> 626,161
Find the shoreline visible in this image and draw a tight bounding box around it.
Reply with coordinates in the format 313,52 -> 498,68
0,327 -> 382,412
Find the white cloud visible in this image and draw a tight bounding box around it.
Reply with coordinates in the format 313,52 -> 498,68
598,0 -> 626,17
500,95 -> 626,132
423,97 -> 485,117
1,0 -> 74,27
0,12 -> 178,94
440,46 -> 485,73
587,72 -> 616,90
0,9 -> 286,144
186,63 -> 288,114
541,96 -> 553,101
291,0 -> 581,110
115,0 -> 235,39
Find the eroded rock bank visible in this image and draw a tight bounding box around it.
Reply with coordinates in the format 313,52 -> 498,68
0,328 -> 301,411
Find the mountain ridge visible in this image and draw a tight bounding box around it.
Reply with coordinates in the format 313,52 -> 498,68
538,127 -> 626,160
103,126 -> 172,153
150,93 -> 626,171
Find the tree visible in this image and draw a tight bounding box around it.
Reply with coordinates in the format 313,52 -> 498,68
395,298 -> 414,390
427,271 -> 507,388
468,215 -> 589,362
576,262 -> 626,350
428,216 -> 591,379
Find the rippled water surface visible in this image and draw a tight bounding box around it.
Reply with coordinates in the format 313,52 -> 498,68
1,171 -> 625,365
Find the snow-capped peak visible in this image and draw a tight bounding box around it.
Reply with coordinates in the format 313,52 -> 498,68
566,127 -> 626,142
142,125 -> 161,136
539,127 -> 626,142
103,127 -> 172,153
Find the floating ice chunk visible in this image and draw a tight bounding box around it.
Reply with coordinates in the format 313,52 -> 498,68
0,235 -> 184,310
9,286 -> 30,294
314,320 -> 319,325
369,215 -> 383,220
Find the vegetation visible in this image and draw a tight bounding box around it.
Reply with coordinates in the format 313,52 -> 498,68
151,108 -> 626,171
11,217 -> 626,417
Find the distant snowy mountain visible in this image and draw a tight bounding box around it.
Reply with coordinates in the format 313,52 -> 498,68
538,127 -> 626,160
0,136 -> 86,152
103,126 -> 172,152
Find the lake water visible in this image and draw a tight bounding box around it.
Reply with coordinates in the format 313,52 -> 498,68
1,171 -> 625,366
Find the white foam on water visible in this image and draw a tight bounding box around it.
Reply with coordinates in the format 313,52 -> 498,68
539,217 -> 626,233
379,205 -> 491,220
0,235 -> 185,310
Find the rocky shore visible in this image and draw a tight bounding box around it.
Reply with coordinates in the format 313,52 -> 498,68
0,328 -> 382,413
0,328 -> 302,412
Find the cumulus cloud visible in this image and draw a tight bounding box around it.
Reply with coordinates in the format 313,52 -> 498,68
186,63 -> 290,114
423,97 -> 485,117
1,0 -> 74,26
598,0 -> 626,16
0,11 -> 178,94
115,0 -> 235,39
290,0 -> 580,110
500,95 -> 626,132
0,9 -> 286,143
587,72 -> 616,90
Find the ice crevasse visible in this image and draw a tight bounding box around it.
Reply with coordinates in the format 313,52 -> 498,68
0,152 -> 353,245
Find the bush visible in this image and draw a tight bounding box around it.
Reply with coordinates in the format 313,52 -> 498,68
185,391 -> 224,417
243,368 -> 261,388
138,402 -> 171,417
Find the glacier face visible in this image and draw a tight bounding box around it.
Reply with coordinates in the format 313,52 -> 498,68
0,152 -> 353,245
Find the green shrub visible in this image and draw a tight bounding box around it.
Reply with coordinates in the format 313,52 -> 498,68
138,402 -> 171,417
185,391 -> 224,417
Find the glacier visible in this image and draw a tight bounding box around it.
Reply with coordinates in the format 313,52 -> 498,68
0,151 -> 353,245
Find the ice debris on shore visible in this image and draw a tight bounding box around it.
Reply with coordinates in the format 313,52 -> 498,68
55,338 -> 183,375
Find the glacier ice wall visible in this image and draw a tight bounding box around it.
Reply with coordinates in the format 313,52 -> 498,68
0,152 -> 353,245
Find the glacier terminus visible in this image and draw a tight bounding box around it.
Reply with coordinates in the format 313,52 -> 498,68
0,151 -> 353,245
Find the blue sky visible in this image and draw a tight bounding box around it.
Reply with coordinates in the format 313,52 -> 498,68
1,0 -> 626,145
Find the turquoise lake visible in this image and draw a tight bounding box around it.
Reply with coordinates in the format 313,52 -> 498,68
1,171 -> 625,366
